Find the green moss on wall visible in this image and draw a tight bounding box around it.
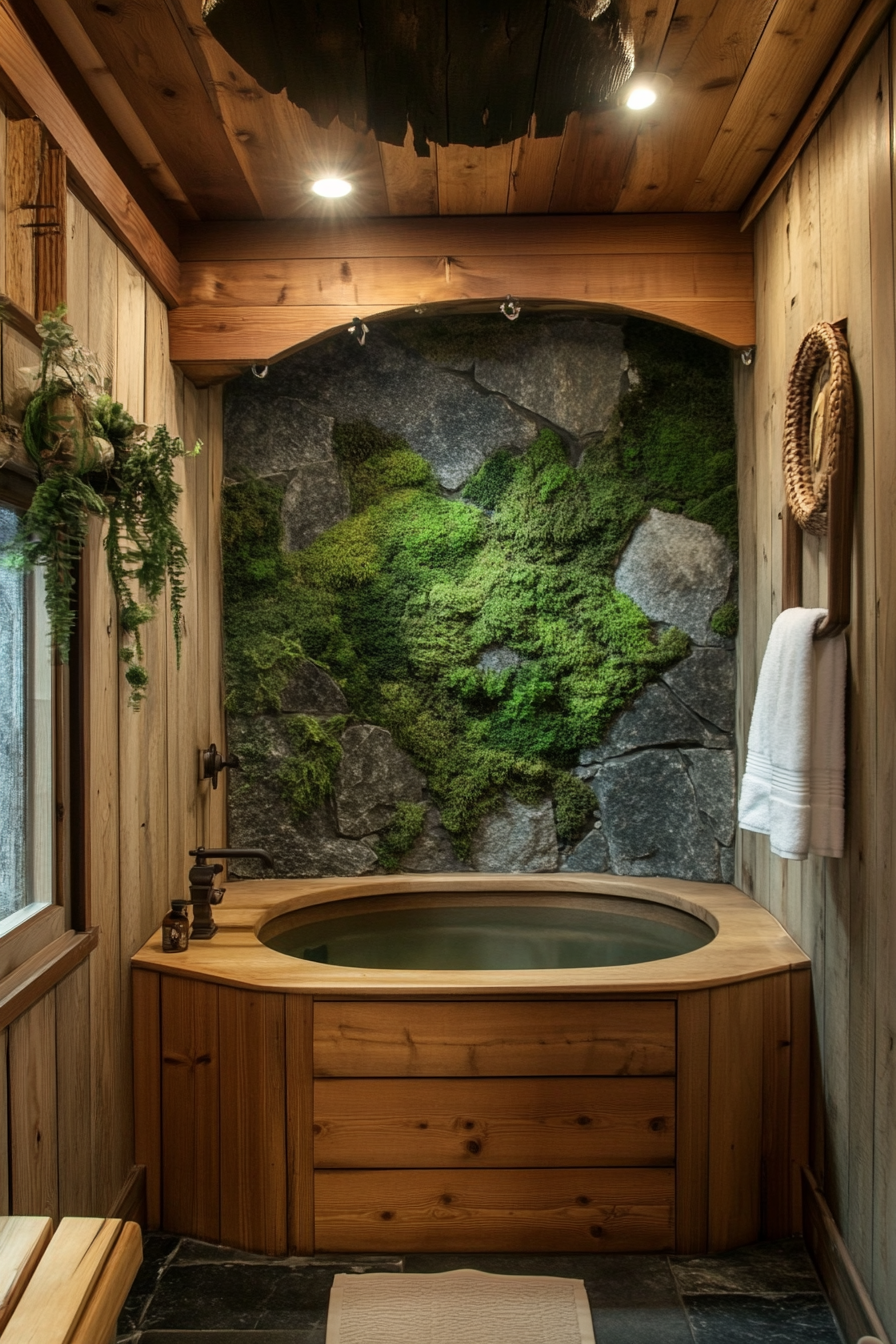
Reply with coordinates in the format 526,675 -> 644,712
277,714 -> 350,822
711,601 -> 739,638
222,318 -> 736,859
375,801 -> 428,872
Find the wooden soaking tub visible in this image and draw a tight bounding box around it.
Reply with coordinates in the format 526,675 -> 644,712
131,873 -> 809,1259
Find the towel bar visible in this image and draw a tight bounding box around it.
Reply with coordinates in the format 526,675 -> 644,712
781,320 -> 855,640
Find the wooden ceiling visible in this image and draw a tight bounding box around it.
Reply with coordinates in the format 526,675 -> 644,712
14,0 -> 873,223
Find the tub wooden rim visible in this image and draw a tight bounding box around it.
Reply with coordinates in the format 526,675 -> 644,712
132,873 -> 809,995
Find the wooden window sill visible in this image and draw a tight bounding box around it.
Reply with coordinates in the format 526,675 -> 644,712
0,927 -> 98,1034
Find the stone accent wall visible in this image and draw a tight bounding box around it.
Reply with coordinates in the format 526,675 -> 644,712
224,316 -> 736,882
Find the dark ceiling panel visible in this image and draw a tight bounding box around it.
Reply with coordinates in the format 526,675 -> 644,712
205,0 -> 633,150
360,0 -> 448,152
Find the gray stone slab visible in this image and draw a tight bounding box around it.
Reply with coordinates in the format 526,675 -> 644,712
471,796 -> 558,873
683,749 -> 736,846
246,327 -> 537,491
579,682 -> 708,765
474,319 -> 626,436
401,806 -> 471,872
334,724 -> 424,838
226,715 -> 377,879
593,749 -> 720,882
282,460 -> 350,551
280,662 -> 348,716
663,647 -> 736,733
562,825 -> 611,873
614,509 -> 734,646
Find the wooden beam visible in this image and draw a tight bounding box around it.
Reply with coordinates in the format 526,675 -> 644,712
170,214 -> 754,367
0,0 -> 180,305
741,0 -> 896,229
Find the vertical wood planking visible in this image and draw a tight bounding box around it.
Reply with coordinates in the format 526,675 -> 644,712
65,192 -> 90,338
9,994 -> 58,1222
707,978 -> 764,1252
676,990 -> 710,1254
790,966 -> 812,1229
55,962 -> 92,1216
160,976 -> 220,1242
0,1029 -> 8,1217
219,989 -> 287,1255
286,996 -> 314,1254
205,387 -> 227,847
133,969 -> 162,1229
761,972 -> 793,1237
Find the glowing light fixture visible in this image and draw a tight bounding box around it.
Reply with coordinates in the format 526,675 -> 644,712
312,177 -> 352,198
620,73 -> 672,112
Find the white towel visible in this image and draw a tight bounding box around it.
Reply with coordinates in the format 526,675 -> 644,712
738,607 -> 846,860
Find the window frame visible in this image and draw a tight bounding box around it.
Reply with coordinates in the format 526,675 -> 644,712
0,465 -> 76,960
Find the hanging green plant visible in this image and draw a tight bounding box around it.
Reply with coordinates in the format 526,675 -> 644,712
0,305 -> 199,707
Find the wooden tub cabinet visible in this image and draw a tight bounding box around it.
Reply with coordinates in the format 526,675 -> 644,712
131,875 -> 810,1257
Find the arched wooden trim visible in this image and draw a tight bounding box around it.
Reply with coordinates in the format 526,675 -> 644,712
169,214 -> 755,382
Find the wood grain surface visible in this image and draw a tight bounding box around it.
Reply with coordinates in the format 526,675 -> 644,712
314,1167 -> 675,1253
313,1077 -> 675,1168
313,999 -> 675,1078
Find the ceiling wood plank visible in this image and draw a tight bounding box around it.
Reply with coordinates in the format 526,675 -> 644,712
617,0 -> 778,213
178,213 -> 753,261
686,0 -> 867,210
435,142 -> 514,215
30,0 -> 196,217
0,0 -> 180,303
507,126 -> 563,213
742,0 -> 896,228
169,298 -> 755,363
65,0 -> 263,219
379,127 -> 438,217
631,0 -> 679,69
550,108 -> 639,212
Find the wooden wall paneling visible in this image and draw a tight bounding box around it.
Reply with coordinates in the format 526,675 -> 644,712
617,0 -> 777,214
160,976 -> 220,1242
286,995 -> 314,1255
803,1166 -> 893,1344
219,989 -> 287,1255
205,386 -> 227,848
4,116 -> 41,316
378,127 -> 438,217
733,354 -> 756,902
687,0 -> 865,211
34,144 -> 65,317
676,990 -> 710,1254
707,977 -> 763,1252
54,962 -> 91,1216
0,102 -> 7,292
789,966 -> 811,1230
86,213 -> 116,385
870,16 -> 896,1317
132,969 -> 161,1229
435,143 -> 513,216
8,992 -> 58,1221
64,190 -> 88,337
0,1029 -> 8,1217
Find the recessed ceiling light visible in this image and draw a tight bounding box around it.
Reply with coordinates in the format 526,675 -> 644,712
626,85 -> 657,110
620,73 -> 672,112
311,177 -> 352,198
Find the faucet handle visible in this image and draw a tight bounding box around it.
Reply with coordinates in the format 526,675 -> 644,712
200,744 -> 241,790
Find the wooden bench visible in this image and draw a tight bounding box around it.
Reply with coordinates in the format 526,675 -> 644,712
0,1215 -> 142,1343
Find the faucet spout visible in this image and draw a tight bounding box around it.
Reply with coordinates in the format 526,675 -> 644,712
187,846 -> 274,940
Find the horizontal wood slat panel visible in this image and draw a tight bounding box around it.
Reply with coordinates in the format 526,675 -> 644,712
314,1167 -> 675,1252
0,929 -> 98,1037
178,214 -> 753,262
313,1077 -> 675,1169
179,251 -> 754,309
313,1000 -> 676,1078
168,300 -> 755,365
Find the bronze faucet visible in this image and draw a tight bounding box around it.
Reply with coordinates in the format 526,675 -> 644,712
187,846 -> 273,940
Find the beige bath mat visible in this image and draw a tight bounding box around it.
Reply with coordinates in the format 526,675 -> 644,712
325,1268 -> 595,1344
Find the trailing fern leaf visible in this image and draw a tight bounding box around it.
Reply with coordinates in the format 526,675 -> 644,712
0,306 -> 198,707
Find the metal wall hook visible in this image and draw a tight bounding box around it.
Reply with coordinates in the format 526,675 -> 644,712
348,316 -> 369,345
741,347 -> 755,366
200,743 -> 241,789
500,296 -> 521,321
251,364 -> 269,378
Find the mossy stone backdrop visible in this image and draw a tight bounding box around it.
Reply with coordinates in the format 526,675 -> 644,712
222,314 -> 737,881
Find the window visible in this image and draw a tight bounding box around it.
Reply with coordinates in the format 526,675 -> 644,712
0,500 -> 53,927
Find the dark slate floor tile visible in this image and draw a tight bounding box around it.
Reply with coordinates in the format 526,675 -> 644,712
117,1234 -> 181,1335
683,1292 -> 842,1343
672,1237 -> 822,1296
402,1252 -> 680,1308
142,1261 -> 401,1333
172,1238 -> 402,1271
591,1306 -> 694,1344
140,1334 -> 311,1343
